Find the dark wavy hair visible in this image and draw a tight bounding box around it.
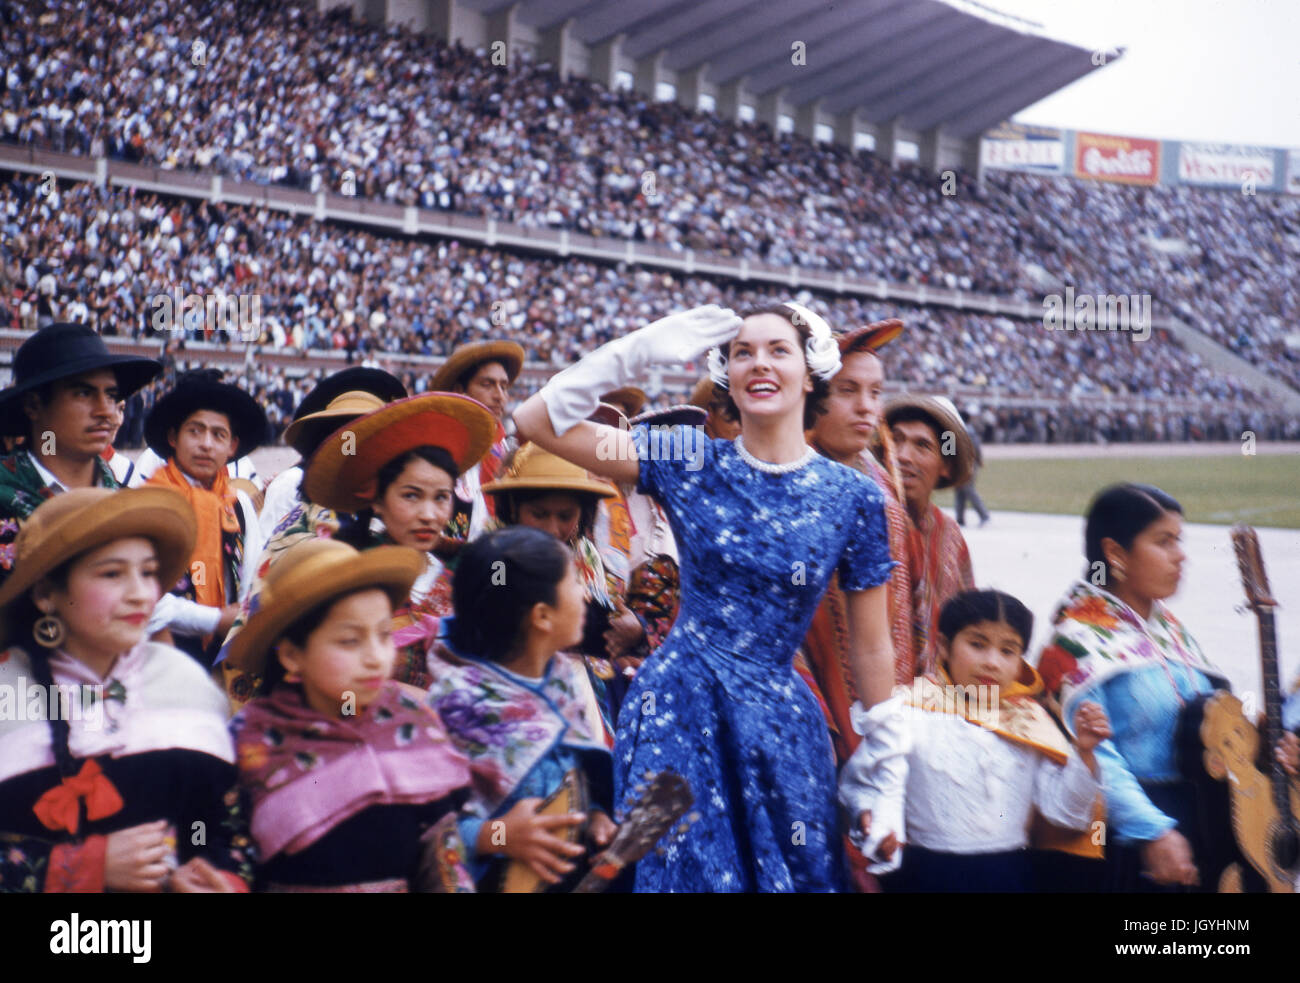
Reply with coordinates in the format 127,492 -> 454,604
329,445 -> 460,550
449,526 -> 570,662
1084,483 -> 1183,583
718,304 -> 831,430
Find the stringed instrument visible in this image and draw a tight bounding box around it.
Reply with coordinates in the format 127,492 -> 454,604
498,769 -> 589,893
1199,525 -> 1300,893
573,770 -> 695,893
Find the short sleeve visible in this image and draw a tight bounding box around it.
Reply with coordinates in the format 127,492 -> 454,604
837,477 -> 897,592
631,423 -> 712,506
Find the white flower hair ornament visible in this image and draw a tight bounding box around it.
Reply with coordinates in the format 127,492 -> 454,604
707,302 -> 841,391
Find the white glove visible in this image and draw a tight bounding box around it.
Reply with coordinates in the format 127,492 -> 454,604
839,695 -> 909,874
538,305 -> 741,435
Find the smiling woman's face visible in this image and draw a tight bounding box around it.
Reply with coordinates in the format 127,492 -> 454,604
727,313 -> 812,425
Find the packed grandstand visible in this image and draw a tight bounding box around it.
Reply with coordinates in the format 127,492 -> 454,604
2,0 -> 1297,447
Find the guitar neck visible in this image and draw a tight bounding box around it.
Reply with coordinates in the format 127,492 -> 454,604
1258,610 -> 1292,821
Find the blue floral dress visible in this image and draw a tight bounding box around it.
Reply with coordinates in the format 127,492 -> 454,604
618,430 -> 894,892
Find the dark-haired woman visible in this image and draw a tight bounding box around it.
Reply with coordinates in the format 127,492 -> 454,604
0,488 -> 253,893
218,394 -> 501,705
426,526 -> 617,892
226,538 -> 475,892
514,304 -> 903,892
1037,483 -> 1233,892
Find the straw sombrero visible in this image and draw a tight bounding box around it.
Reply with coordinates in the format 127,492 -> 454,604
222,538 -> 424,678
429,340 -> 524,392
303,393 -> 503,513
0,488 -> 196,644
881,394 -> 974,489
282,391 -> 387,458
283,367 -> 407,457
482,442 -> 618,500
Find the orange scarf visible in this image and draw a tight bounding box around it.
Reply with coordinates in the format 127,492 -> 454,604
147,459 -> 241,608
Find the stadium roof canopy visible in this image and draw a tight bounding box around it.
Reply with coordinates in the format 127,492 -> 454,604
457,0 -> 1111,138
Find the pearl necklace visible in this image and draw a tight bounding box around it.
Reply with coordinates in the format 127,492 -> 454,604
733,435 -> 817,474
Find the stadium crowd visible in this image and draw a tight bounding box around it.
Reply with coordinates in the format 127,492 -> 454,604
1,0 -> 1297,393
3,174 -> 1292,445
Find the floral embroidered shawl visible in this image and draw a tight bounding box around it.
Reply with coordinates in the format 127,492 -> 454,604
232,680 -> 472,861
1036,580 -> 1229,734
426,638 -> 610,819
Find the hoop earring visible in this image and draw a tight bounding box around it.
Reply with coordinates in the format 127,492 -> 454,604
33,615 -> 66,649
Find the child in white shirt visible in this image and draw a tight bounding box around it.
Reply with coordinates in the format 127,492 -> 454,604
840,589 -> 1110,891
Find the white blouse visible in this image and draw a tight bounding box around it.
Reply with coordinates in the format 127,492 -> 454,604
898,705 -> 1099,854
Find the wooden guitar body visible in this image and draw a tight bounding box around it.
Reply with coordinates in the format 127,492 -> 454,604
1201,691 -> 1300,893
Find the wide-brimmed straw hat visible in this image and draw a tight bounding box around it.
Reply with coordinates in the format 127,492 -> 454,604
881,394 -> 975,489
222,538 -> 424,678
144,369 -> 269,459
0,323 -> 161,436
0,488 -> 196,644
600,387 -> 647,418
303,393 -> 503,513
429,340 -> 524,392
482,442 -> 618,501
282,391 -> 387,458
837,318 -> 904,356
284,367 -> 407,457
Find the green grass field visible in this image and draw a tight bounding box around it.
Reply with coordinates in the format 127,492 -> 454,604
934,453 -> 1300,529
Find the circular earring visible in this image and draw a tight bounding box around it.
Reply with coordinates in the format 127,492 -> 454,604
33,614 -> 66,649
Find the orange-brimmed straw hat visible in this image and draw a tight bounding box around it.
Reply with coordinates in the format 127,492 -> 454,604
303,393 -> 503,513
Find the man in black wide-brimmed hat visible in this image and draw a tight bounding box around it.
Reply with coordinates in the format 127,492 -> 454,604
142,369 -> 269,664
0,323 -> 161,588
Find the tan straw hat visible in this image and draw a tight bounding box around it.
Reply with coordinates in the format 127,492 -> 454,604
881,394 -> 975,489
281,390 -> 387,457
0,488 -> 197,644
429,340 -> 525,392
222,538 -> 424,678
482,442 -> 618,500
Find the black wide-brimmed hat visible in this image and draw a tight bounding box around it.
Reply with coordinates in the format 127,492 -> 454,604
0,323 -> 162,436
144,369 -> 269,459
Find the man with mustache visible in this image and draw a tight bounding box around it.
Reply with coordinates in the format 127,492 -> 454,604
0,323 -> 160,590
143,369 -> 268,665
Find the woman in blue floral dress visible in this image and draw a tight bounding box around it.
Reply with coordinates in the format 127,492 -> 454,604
514,304 -> 907,891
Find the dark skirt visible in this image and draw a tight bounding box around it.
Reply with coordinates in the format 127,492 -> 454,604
882,844 -> 1033,893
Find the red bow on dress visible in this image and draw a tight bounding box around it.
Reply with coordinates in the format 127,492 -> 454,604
32,759 -> 124,835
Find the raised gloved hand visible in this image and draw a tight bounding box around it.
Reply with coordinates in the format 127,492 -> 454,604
839,694 -> 909,874
538,305 -> 741,436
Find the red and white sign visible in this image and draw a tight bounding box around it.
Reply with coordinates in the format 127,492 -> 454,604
1074,132 -> 1160,186
1178,142 -> 1275,187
